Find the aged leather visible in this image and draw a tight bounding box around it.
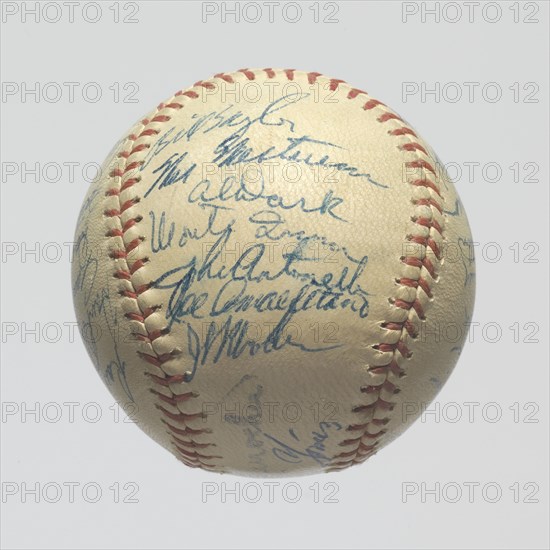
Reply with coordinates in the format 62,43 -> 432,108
72,69 -> 475,476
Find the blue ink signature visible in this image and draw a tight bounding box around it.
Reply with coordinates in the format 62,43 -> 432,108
149,204 -> 235,253
188,170 -> 347,222
72,230 -> 98,306
73,230 -> 134,402
264,422 -> 342,466
84,286 -> 134,402
140,103 -> 273,170
151,224 -> 370,381
142,93 -> 387,190
152,225 -> 370,328
248,209 -> 358,257
76,187 -> 101,227
144,152 -> 197,198
182,308 -> 341,382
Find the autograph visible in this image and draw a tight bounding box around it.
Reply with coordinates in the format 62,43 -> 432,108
152,225 -> 370,327
141,93 -> 387,191
73,227 -> 134,402
263,422 -> 343,466
151,222 -> 369,381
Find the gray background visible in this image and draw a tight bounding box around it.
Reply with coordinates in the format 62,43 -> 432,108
1,1 -> 548,549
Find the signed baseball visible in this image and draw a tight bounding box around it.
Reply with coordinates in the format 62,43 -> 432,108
72,68 -> 475,476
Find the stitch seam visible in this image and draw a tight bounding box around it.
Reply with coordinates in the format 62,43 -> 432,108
102,68 -> 444,472
104,98 -> 221,470
323,84 -> 445,471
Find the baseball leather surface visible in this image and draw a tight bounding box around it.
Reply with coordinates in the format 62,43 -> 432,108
72,68 -> 475,476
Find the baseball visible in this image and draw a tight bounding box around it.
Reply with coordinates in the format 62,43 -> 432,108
72,68 -> 475,476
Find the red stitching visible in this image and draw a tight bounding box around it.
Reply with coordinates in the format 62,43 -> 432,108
176,458 -> 217,470
307,71 -> 322,84
194,80 -> 215,90
401,142 -> 428,155
378,112 -> 402,123
402,255 -> 437,277
407,159 -> 436,175
363,98 -> 384,110
155,404 -> 204,423
320,71 -> 443,471
347,88 -> 367,99
104,92 -> 219,469
102,69 -> 444,473
151,389 -> 197,405
133,328 -> 166,343
172,437 -> 214,450
136,350 -> 178,367
162,419 -> 211,436
414,198 -> 442,214
173,446 -> 222,462
398,277 -> 433,300
214,73 -> 234,83
415,216 -> 443,235
150,115 -> 171,123
178,90 -> 199,98
118,144 -> 150,158
146,372 -> 186,386
284,69 -> 295,80
389,127 -> 417,137
394,298 -> 426,320
139,128 -> 160,137
238,68 -> 256,80
119,283 -> 149,299
411,178 -> 442,197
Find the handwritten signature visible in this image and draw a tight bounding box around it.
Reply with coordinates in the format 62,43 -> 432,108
73,229 -> 134,402
149,204 -> 234,253
152,225 -> 370,327
263,422 -> 342,466
72,230 -> 98,306
142,93 -> 387,191
151,223 -> 369,381
182,313 -> 340,382
188,169 -> 347,222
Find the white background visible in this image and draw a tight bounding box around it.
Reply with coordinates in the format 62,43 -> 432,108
1,1 -> 548,549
